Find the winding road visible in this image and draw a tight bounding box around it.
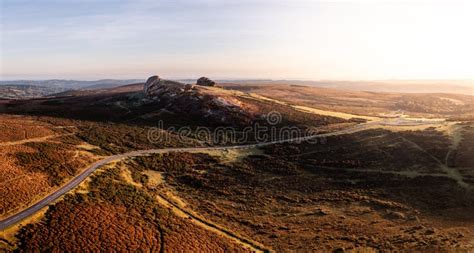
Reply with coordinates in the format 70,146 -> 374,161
0,117 -> 445,230
0,122 -> 380,230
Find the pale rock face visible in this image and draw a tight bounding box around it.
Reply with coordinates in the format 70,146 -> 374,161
144,75 -> 160,94
142,75 -> 252,125
144,75 -> 186,98
213,96 -> 242,108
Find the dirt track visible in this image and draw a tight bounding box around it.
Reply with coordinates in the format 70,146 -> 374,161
0,133 -> 73,147
155,190 -> 271,252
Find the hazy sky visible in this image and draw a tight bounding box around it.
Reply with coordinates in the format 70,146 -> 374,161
1,0 -> 473,80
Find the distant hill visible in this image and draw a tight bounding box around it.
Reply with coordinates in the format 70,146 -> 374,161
80,79 -> 145,90
0,85 -> 68,99
1,78 -> 471,99
0,79 -> 144,99
0,79 -> 144,90
50,82 -> 145,97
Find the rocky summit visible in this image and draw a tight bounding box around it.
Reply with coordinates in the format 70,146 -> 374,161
144,75 -> 186,98
142,75 -> 252,126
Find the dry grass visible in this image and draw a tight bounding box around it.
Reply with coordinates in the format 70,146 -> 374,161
0,115 -> 56,143
18,203 -> 162,252
14,164 -> 252,252
142,170 -> 164,188
0,205 -> 48,250
125,133 -> 474,251
0,145 -> 53,218
224,84 -> 474,120
0,115 -> 102,218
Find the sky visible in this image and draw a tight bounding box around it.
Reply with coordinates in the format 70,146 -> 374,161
0,0 -> 473,80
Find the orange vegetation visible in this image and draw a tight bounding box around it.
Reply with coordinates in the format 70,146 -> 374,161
16,167 -> 251,252
0,115 -> 55,142
0,145 -> 52,217
17,203 -> 162,252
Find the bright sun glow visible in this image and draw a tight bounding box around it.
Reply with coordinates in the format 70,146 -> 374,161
1,0 -> 473,80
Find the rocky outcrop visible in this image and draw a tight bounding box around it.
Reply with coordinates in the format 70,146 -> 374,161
144,75 -> 186,98
184,83 -> 194,91
142,75 -> 252,126
143,75 -> 160,94
196,77 -> 216,87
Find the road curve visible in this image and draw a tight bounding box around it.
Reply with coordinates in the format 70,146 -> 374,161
0,121 -> 382,230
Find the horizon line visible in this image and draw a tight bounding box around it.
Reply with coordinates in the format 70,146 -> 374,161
0,77 -> 472,83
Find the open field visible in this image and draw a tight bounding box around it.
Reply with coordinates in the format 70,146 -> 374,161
0,118 -> 101,218
0,113 -> 205,223
125,128 -> 474,251
0,116 -> 71,217
0,115 -> 56,143
104,108 -> 472,251
0,144 -> 52,218
223,84 -> 474,121
14,164 -> 252,252
1,82 -> 473,251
